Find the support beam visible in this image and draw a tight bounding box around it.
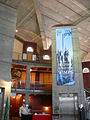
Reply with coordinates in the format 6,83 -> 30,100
15,35 -> 24,43
17,7 -> 34,27
56,0 -> 82,16
80,48 -> 88,53
82,52 -> 90,62
33,0 -> 47,49
73,14 -> 90,25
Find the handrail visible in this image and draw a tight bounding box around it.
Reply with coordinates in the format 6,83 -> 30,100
12,79 -> 52,84
11,79 -> 52,90
12,52 -> 51,63
30,81 -> 52,84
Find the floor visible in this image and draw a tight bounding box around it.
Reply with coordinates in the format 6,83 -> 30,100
9,117 -> 20,120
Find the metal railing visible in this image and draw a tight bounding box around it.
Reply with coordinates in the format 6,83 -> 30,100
11,79 -> 26,89
30,81 -> 52,90
12,52 -> 51,64
11,79 -> 52,90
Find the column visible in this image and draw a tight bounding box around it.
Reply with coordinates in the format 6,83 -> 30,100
52,25 -> 85,120
0,3 -> 17,120
25,65 -> 31,105
25,94 -> 29,105
26,65 -> 31,89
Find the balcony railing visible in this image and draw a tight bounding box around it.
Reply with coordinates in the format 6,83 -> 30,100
11,79 -> 52,90
11,79 -> 26,89
12,52 -> 51,64
30,81 -> 52,90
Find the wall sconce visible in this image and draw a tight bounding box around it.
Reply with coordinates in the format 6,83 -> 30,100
45,107 -> 48,111
83,67 -> 89,73
17,94 -> 22,97
30,69 -> 32,72
27,47 -> 33,53
43,55 -> 50,60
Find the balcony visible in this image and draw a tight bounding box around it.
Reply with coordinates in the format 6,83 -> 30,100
11,79 -> 52,90
30,81 -> 52,90
12,52 -> 51,64
12,55 -> 52,91
11,79 -> 26,89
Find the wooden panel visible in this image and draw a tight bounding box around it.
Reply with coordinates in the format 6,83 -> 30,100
10,95 -> 52,117
40,73 -> 44,84
31,72 -> 36,84
83,73 -> 90,88
30,70 -> 52,90
10,94 -> 25,117
82,62 -> 90,90
21,71 -> 26,84
30,95 -> 52,114
43,73 -> 49,84
49,73 -> 52,83
27,54 -> 32,61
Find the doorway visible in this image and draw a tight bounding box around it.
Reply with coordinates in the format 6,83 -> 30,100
0,88 -> 4,120
59,94 -> 78,120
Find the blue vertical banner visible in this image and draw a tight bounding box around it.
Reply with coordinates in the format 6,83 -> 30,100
56,28 -> 75,85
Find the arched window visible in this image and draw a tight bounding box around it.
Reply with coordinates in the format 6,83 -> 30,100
83,67 -> 89,73
27,47 -> 33,53
43,55 -> 50,60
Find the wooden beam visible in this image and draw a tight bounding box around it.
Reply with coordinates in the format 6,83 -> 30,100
33,0 -> 47,49
73,14 -> 90,25
15,35 -> 24,43
17,7 -> 34,27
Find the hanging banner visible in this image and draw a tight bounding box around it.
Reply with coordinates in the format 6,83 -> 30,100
56,28 -> 75,85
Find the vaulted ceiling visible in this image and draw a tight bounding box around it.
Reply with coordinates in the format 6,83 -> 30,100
0,0 -> 90,61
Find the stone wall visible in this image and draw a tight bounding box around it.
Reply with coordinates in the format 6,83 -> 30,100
13,39 -> 23,60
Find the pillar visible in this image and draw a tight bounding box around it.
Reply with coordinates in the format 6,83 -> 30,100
0,3 -> 17,120
25,94 -> 29,105
25,65 -> 31,105
52,25 -> 85,120
26,65 -> 31,89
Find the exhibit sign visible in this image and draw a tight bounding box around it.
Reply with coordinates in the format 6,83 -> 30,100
56,28 -> 75,85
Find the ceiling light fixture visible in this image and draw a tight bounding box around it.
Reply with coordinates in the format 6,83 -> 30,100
30,69 -> 32,72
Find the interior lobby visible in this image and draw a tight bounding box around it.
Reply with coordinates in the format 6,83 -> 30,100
0,0 -> 90,120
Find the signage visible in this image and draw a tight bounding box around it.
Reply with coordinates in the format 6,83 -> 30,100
56,28 -> 75,85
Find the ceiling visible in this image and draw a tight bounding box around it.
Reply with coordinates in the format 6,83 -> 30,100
0,0 -> 90,61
